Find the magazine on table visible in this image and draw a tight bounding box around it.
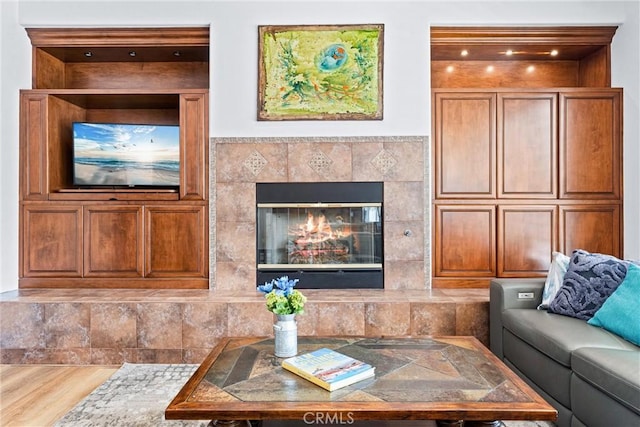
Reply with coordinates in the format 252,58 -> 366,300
281,347 -> 375,391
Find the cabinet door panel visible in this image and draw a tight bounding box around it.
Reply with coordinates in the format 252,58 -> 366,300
434,205 -> 496,276
145,205 -> 207,277
560,205 -> 621,257
180,93 -> 208,201
434,92 -> 496,198
84,206 -> 143,277
559,90 -> 621,199
20,93 -> 48,200
498,93 -> 557,198
23,205 -> 82,276
498,206 -> 557,277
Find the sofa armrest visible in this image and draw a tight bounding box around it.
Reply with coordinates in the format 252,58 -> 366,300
489,278 -> 545,359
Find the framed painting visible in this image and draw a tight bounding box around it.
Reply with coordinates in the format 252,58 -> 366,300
258,24 -> 384,121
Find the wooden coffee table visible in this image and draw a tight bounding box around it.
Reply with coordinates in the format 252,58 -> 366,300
166,337 -> 557,426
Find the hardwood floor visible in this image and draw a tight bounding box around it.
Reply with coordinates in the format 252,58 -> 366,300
0,364 -> 119,427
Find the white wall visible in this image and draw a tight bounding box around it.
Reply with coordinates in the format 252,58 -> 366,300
1,1 -> 31,294
1,1 -> 638,292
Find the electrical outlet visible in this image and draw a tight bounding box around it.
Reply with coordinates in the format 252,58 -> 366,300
518,292 -> 535,299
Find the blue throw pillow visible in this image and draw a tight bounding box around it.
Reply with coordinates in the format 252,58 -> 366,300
548,249 -> 629,320
588,263 -> 640,346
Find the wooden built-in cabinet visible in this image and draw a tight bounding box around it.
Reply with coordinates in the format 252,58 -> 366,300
19,27 -> 210,289
433,88 -> 623,286
430,26 -> 624,288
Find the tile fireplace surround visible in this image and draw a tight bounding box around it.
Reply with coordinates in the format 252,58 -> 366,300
213,136 -> 429,292
0,136 -> 490,364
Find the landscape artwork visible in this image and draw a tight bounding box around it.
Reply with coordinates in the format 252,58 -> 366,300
73,122 -> 180,187
258,24 -> 384,120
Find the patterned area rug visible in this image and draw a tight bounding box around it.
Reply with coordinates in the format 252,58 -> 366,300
55,363 -> 555,427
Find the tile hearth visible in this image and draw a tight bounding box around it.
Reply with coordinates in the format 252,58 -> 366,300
0,288 -> 488,365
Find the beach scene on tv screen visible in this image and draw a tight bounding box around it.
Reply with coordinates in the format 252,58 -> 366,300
73,122 -> 180,186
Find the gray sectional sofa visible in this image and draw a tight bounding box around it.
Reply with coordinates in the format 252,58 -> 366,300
490,279 -> 640,427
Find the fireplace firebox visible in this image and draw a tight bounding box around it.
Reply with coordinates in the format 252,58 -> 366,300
256,182 -> 383,289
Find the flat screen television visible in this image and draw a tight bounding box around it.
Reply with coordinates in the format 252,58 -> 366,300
72,122 -> 180,187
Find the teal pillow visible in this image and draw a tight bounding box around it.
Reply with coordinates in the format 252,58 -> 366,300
588,263 -> 640,346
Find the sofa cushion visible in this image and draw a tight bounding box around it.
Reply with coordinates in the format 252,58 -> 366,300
539,251 -> 570,310
548,249 -> 629,320
571,374 -> 640,427
572,347 -> 640,414
503,330 -> 573,408
588,263 -> 640,346
502,308 -> 636,366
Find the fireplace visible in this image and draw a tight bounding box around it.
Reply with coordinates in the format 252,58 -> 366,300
256,182 -> 383,289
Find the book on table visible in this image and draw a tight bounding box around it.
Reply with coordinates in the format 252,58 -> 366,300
281,347 -> 375,391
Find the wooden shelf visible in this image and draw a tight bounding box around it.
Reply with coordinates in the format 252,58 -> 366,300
52,188 -> 180,201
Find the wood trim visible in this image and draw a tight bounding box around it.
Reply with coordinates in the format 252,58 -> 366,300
26,27 -> 210,47
431,278 -> 492,288
18,278 -> 209,289
430,26 -> 618,46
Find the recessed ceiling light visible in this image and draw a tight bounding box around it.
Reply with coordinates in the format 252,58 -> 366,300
446,65 -> 454,73
487,65 -> 494,72
506,50 -> 513,56
550,49 -> 559,56
527,65 -> 535,73
461,50 -> 468,57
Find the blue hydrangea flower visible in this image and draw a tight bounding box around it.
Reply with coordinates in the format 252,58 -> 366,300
257,276 -> 299,296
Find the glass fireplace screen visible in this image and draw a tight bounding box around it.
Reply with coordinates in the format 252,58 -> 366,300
257,203 -> 382,270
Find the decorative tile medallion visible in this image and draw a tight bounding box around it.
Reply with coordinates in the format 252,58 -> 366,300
308,151 -> 334,176
371,149 -> 397,175
243,150 -> 268,176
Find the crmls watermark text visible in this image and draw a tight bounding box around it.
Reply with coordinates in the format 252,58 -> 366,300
303,411 -> 355,424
